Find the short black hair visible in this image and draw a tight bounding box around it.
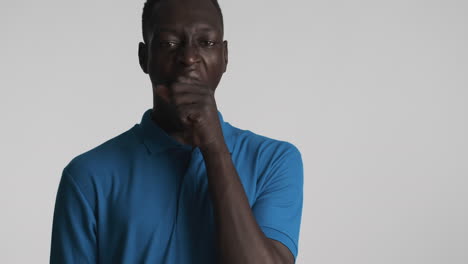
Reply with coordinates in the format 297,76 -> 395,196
141,0 -> 224,44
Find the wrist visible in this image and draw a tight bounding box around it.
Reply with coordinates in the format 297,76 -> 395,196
200,138 -> 229,156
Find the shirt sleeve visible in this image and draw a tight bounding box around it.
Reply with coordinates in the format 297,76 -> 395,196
252,142 -> 304,262
50,168 -> 97,264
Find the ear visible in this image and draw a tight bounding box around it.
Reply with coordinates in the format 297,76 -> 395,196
222,40 -> 228,73
138,42 -> 148,74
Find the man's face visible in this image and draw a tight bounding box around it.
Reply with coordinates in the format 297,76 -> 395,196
141,0 -> 227,93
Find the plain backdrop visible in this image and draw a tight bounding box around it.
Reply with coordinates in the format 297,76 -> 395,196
1,0 -> 467,263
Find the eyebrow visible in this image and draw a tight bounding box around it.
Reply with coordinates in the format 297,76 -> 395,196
154,27 -> 178,34
155,25 -> 220,35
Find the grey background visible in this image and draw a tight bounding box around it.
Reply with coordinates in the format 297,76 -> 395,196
1,0 -> 467,263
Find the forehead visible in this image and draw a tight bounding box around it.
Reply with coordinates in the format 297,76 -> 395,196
151,0 -> 223,34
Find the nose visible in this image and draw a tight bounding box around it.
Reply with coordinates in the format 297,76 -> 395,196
178,43 -> 201,66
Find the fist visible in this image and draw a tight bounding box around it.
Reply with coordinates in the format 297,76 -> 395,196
155,76 -> 224,149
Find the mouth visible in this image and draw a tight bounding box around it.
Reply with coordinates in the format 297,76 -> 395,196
176,71 -> 201,83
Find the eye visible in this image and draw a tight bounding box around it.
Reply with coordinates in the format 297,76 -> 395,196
159,41 -> 179,49
201,40 -> 217,47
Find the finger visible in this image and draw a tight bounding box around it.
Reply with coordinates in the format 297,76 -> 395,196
175,75 -> 201,85
170,82 -> 212,94
172,92 -> 208,106
175,104 -> 204,126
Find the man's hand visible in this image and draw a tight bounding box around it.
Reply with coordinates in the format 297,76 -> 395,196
155,76 -> 225,151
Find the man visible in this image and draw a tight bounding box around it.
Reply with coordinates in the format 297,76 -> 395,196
50,0 -> 303,263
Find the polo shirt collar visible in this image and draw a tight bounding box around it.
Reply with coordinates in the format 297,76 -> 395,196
139,108 -> 234,155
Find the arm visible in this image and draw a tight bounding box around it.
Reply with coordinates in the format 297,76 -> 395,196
157,78 -> 300,264
201,141 -> 295,264
50,168 -> 97,263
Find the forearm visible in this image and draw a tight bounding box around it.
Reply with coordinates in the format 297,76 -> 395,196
201,142 -> 282,264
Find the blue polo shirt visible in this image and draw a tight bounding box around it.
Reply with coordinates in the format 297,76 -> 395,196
50,109 -> 303,264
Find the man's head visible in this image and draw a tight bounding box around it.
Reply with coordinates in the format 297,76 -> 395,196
138,0 -> 228,105
141,0 -> 224,45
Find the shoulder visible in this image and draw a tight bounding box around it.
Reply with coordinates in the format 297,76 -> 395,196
227,123 -> 304,198
63,125 -> 142,180
228,123 -> 302,164
226,123 -> 303,186
57,125 -> 145,209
